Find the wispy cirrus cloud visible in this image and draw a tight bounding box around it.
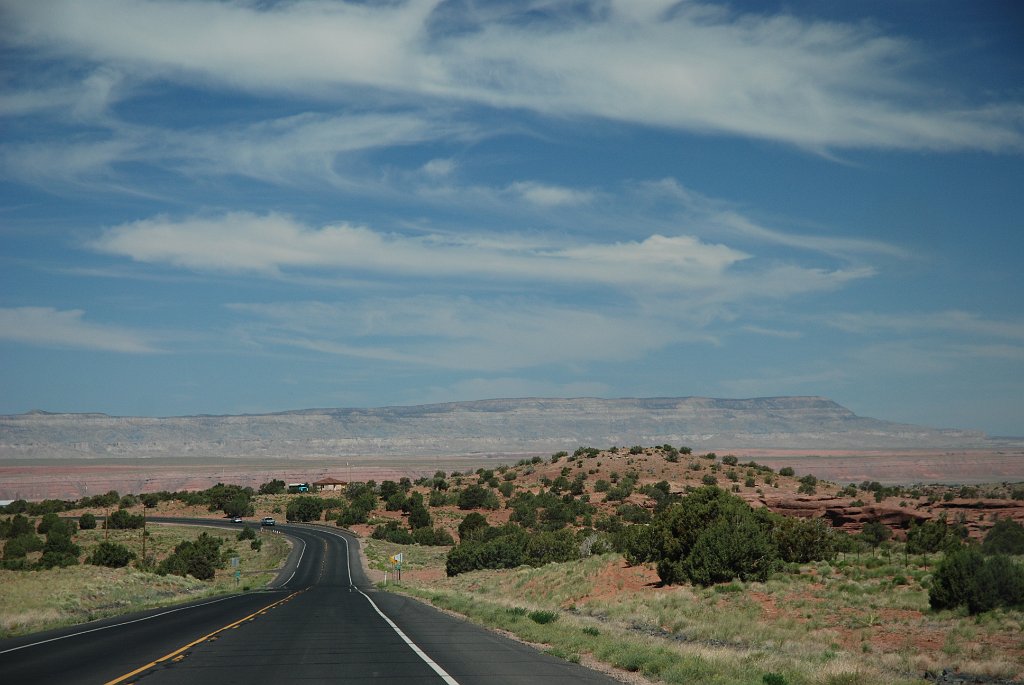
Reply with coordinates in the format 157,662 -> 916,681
89,210 -> 873,301
2,0 -> 1020,152
227,297 -> 702,370
829,310 -> 1024,341
0,307 -> 158,353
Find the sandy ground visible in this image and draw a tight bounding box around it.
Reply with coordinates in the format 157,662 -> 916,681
2,449 -> 1022,500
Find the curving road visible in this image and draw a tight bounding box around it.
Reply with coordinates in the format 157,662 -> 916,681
0,519 -> 619,684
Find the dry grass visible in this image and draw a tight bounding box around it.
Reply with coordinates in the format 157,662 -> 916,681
0,523 -> 290,638
367,540 -> 1024,685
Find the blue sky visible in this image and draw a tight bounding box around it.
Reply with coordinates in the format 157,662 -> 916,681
1,0 -> 1022,435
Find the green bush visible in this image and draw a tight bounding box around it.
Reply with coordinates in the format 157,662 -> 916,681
79,513 -> 97,530
37,512 -> 61,534
528,610 -> 558,624
259,479 -> 286,495
771,515 -> 837,563
412,527 -> 455,546
779,467 -> 795,477
286,495 -> 324,522
982,518 -> 1024,555
107,509 -> 145,529
458,512 -> 489,541
3,533 -> 44,560
930,547 -> 1024,614
38,531 -> 81,569
445,524 -> 577,576
2,514 -> 33,538
237,526 -> 257,541
408,504 -> 432,530
650,486 -> 780,586
372,521 -> 414,544
88,541 -> 136,568
906,516 -> 963,554
157,532 -> 224,580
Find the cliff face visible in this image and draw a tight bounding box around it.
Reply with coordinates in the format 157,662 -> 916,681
0,396 -> 990,460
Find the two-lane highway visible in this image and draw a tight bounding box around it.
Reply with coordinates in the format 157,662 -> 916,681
0,520 -> 620,684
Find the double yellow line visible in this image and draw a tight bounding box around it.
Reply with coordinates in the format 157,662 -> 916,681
103,590 -> 302,685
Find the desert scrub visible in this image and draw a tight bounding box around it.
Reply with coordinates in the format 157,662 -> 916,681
0,524 -> 290,638
0,565 -> 205,637
400,582 -> 919,685
361,538 -> 451,574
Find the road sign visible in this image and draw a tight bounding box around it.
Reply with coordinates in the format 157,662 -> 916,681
231,556 -> 240,567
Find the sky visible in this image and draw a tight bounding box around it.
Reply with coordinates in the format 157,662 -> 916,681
0,0 -> 1022,436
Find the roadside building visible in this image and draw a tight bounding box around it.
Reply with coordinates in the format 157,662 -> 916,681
313,477 -> 347,492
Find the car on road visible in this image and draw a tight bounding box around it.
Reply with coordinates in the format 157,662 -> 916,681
261,517 -> 276,526
231,516 -> 243,523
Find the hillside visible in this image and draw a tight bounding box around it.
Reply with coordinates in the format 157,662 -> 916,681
0,396 -> 994,460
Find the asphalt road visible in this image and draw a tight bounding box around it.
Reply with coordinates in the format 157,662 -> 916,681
0,519 -> 620,684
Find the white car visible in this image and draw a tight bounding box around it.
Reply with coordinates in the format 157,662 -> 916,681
261,517 -> 276,526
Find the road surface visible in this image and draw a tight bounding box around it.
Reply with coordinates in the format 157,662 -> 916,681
0,519 -> 620,684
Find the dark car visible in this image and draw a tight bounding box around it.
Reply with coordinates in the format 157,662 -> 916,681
261,516 -> 276,526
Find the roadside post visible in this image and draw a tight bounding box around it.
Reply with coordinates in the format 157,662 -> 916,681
231,556 -> 240,586
389,552 -> 404,583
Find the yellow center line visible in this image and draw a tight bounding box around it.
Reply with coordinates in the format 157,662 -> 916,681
103,590 -> 303,685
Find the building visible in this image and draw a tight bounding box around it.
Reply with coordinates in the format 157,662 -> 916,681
312,477 -> 347,492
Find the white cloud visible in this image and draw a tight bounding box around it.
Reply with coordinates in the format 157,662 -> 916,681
640,178 -> 910,259
829,311 -> 1024,341
508,181 -> 594,207
91,211 -> 870,300
227,297 -> 694,370
0,307 -> 158,353
3,0 -> 1020,151
416,378 -> 612,405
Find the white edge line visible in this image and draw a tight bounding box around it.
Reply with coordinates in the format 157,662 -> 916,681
0,594 -> 241,655
278,532 -> 306,588
324,528 -> 461,685
1,520 -> 302,656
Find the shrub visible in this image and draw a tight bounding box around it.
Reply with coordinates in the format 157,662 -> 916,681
651,486 -> 780,586
3,533 -> 44,560
618,524 -> 659,566
2,514 -> 33,539
930,547 -> 1024,614
458,512 -> 489,541
237,526 -> 257,541
772,515 -> 837,563
528,610 -> 558,624
721,455 -> 738,466
457,484 -> 491,510
372,521 -> 414,544
408,504 -> 432,530
982,518 -> 1024,555
38,532 -> 81,569
701,474 -> 717,486
779,467 -> 795,477
89,541 -> 136,568
906,516 -> 963,554
157,532 -> 224,580
445,524 -> 576,576
860,520 -> 892,547
258,479 -> 286,495
286,496 -> 324,523
412,527 -> 455,546
37,512 -> 61,534
107,509 -> 145,529
79,513 -> 97,530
